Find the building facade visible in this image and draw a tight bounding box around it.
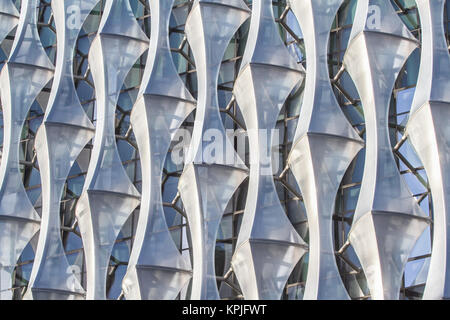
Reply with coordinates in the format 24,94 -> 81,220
0,0 -> 448,300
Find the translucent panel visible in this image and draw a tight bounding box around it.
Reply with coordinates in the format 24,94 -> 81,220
348,212 -> 428,299
231,0 -> 306,300
343,0 -> 429,299
75,0 -> 148,300
25,0 -> 99,300
179,164 -> 247,299
349,0 -> 415,42
405,1 -> 450,299
233,240 -> 305,300
0,0 -> 54,300
179,0 -> 250,300
183,0 -> 249,168
290,135 -> 362,299
0,0 -> 19,44
123,0 -> 195,300
286,0 -> 364,299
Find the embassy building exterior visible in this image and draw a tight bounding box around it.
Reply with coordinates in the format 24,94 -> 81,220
0,0 -> 449,300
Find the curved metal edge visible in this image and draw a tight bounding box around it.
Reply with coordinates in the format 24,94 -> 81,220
0,0 -> 19,44
0,0 -> 54,300
123,0 -> 195,300
178,0 -> 249,300
231,0 -> 306,300
25,0 -> 99,300
75,0 -> 148,300
407,0 -> 450,300
179,163 -> 247,299
343,0 -> 428,300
